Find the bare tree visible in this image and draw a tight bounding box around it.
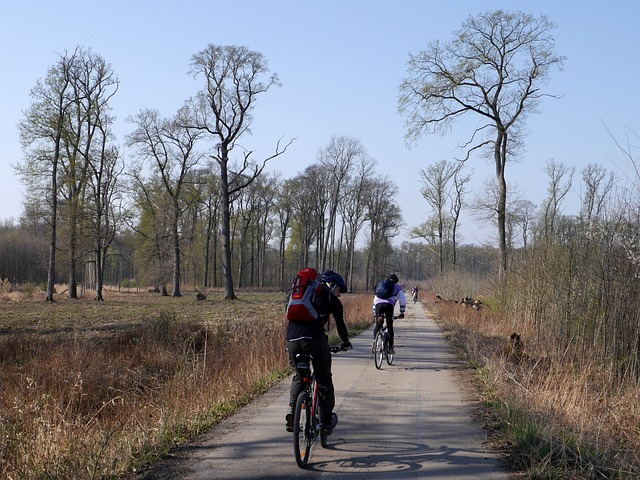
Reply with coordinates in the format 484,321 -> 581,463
60,48 -> 119,299
17,47 -> 119,300
317,136 -> 368,270
510,199 -> 537,250
340,155 -> 376,292
399,10 -> 565,278
87,134 -> 124,301
290,164 -> 330,269
364,177 -> 403,288
189,44 -> 293,299
17,50 -> 76,301
450,169 -> 471,266
581,163 -> 615,227
274,178 -> 294,289
127,107 -> 205,297
541,159 -> 574,243
417,159 -> 461,273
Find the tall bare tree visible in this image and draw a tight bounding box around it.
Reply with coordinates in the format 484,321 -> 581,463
127,107 -> 204,297
87,132 -> 124,301
274,178 -> 294,289
450,169 -> 471,266
364,177 -> 403,288
581,163 -> 615,228
340,155 -> 376,292
317,136 -> 368,270
17,47 -> 118,300
61,48 -> 118,299
17,50 -> 76,301
541,159 -> 574,243
189,44 -> 293,299
399,10 -> 565,278
417,159 -> 461,273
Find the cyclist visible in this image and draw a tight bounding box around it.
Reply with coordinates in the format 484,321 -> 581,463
411,285 -> 419,302
373,274 -> 406,354
285,270 -> 351,435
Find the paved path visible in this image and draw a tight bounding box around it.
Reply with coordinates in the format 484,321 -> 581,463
140,301 -> 509,479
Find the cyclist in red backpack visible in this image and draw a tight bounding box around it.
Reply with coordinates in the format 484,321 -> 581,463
373,273 -> 406,354
285,270 -> 351,435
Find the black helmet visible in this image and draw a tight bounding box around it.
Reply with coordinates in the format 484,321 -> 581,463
321,270 -> 347,293
388,274 -> 399,283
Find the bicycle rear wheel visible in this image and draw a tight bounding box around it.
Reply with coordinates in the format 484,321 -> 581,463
386,346 -> 395,365
293,390 -> 312,468
374,332 -> 384,369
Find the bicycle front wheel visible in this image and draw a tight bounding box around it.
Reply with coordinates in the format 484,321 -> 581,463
374,333 -> 384,369
293,390 -> 312,468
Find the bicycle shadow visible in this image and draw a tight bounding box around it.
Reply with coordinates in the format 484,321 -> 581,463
306,438 -> 502,477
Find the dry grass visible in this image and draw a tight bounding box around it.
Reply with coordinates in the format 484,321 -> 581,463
426,290 -> 640,478
0,286 -> 373,479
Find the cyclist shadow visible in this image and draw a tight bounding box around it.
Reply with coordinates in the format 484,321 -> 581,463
306,439 -> 500,476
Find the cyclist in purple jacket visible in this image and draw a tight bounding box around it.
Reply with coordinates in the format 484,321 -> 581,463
373,274 -> 406,354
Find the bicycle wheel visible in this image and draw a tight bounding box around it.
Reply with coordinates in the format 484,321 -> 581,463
293,390 -> 312,468
386,346 -> 395,365
374,332 -> 384,369
382,329 -> 394,365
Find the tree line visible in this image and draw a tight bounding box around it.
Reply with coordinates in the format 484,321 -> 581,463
6,11 -> 566,300
7,45 -> 428,298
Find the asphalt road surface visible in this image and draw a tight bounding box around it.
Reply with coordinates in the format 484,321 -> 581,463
140,300 -> 510,479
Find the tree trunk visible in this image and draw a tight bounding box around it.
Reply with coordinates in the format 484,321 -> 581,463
495,131 -> 508,280
172,198 -> 182,297
94,241 -> 105,301
68,204 -> 78,299
46,150 -> 59,303
219,149 -> 237,300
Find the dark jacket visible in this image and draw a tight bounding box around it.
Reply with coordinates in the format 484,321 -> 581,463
286,285 -> 349,344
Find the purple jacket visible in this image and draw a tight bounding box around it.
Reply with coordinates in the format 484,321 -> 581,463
373,283 -> 406,314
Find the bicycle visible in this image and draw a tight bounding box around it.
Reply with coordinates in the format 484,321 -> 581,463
292,344 -> 349,469
373,314 -> 398,369
412,291 -> 418,303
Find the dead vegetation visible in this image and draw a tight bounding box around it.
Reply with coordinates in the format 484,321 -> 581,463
0,286 -> 373,479
426,290 -> 640,478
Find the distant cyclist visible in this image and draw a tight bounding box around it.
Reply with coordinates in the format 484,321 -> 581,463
411,285 -> 419,302
373,274 -> 406,354
285,270 -> 351,436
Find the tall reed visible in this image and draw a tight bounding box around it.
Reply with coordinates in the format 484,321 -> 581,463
427,272 -> 640,478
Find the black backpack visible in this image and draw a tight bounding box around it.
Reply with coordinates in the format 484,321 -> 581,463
374,279 -> 395,299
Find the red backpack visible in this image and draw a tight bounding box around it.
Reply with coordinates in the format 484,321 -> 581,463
286,268 -> 323,322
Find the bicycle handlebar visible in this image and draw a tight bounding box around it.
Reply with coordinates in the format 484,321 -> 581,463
330,344 -> 352,353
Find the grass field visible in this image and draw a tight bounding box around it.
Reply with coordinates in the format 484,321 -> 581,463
0,286 -> 373,479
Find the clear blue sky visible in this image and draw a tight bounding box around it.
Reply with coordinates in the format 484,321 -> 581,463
1,1 -> 638,246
